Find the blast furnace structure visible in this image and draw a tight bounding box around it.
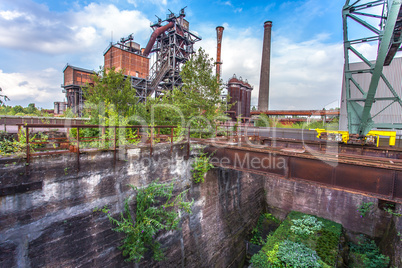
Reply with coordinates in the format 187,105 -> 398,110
61,8 -> 201,115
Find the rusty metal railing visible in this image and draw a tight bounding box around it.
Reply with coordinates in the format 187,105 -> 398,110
17,124 -> 186,165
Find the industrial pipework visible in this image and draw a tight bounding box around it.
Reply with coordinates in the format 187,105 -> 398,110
258,21 -> 272,112
143,21 -> 175,57
216,26 -> 224,83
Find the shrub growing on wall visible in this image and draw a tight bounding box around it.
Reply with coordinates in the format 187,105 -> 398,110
96,181 -> 193,263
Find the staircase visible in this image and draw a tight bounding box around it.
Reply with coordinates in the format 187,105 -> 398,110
148,60 -> 170,96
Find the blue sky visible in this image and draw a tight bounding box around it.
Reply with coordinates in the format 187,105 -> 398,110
0,0 -> 366,109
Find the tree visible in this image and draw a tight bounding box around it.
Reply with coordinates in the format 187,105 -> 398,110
12,105 -> 24,114
145,48 -> 228,137
26,103 -> 37,114
83,67 -> 138,119
0,87 -> 10,105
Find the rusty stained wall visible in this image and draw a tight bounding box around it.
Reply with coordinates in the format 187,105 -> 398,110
63,66 -> 94,87
262,173 -> 402,267
104,46 -> 149,79
0,144 -> 264,267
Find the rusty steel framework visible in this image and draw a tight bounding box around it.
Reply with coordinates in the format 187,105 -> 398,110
146,8 -> 201,97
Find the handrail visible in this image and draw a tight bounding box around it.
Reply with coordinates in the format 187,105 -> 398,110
21,124 -> 182,167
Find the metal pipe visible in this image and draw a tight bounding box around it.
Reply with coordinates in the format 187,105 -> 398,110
216,26 -> 224,83
143,21 -> 175,57
258,21 -> 272,112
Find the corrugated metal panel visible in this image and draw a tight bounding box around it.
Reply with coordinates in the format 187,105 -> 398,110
340,57 -> 402,134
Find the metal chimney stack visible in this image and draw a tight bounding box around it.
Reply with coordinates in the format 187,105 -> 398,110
216,26 -> 224,83
258,21 -> 272,111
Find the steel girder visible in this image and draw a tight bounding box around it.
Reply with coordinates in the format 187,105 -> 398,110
343,0 -> 402,135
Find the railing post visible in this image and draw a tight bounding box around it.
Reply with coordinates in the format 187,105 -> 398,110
150,126 -> 153,156
18,125 -> 22,141
76,127 -> 80,171
26,125 -> 30,164
187,126 -> 190,159
114,126 -> 117,163
170,127 -> 174,154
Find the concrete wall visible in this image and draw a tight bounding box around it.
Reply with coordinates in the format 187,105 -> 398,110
262,173 -> 402,267
0,143 -> 265,267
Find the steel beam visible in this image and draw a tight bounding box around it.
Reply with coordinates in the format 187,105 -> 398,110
343,0 -> 402,135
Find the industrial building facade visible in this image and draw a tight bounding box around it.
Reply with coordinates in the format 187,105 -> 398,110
227,75 -> 253,121
340,57 -> 402,134
62,65 -> 95,116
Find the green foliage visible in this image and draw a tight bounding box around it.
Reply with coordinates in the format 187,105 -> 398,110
250,250 -> 273,268
290,215 -> 324,238
60,107 -> 78,118
357,202 -> 373,218
0,104 -> 46,116
382,203 -> 401,217
191,152 -> 214,183
349,235 -> 390,268
82,48 -> 228,140
0,87 -> 10,105
276,240 -> 322,268
97,181 -> 193,263
264,244 -> 283,267
70,104 -> 141,150
383,207 -> 402,217
83,67 -> 138,118
254,113 -> 339,131
262,211 -> 342,267
316,229 -> 340,265
0,128 -> 48,156
147,48 -> 228,137
250,213 -> 280,245
254,114 -> 283,127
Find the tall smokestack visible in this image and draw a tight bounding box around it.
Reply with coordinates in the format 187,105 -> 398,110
258,21 -> 272,112
216,26 -> 224,83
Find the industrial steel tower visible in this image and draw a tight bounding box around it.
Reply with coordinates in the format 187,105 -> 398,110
144,8 -> 201,97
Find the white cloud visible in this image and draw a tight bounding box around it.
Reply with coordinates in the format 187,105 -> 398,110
0,10 -> 23,20
0,68 -> 63,108
201,26 -> 345,110
0,2 -> 151,55
127,0 -> 167,8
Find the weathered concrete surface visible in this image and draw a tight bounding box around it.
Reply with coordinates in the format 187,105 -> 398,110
378,204 -> 402,267
0,143 -> 265,267
262,173 -> 402,265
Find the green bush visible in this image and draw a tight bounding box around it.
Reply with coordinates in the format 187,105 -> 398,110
250,251 -> 273,268
290,215 -> 324,238
262,211 -> 342,267
277,240 -> 322,268
96,181 -> 193,263
357,202 -> 373,218
349,235 -> 389,268
0,129 -> 48,157
191,152 -> 214,183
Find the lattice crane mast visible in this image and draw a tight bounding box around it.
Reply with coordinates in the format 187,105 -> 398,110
317,0 -> 402,146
